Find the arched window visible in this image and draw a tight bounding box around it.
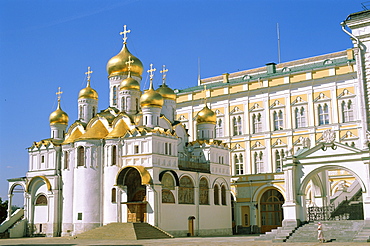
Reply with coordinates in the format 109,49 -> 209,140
161,173 -> 175,203
273,110 -> 283,130
179,176 -> 194,204
111,188 -> 117,203
216,118 -> 223,138
234,154 -> 244,175
199,178 -> 209,205
295,107 -> 306,128
35,194 -> 47,206
221,185 -> 226,205
252,113 -> 262,133
113,86 -> 117,105
214,184 -> 220,205
318,103 -> 329,125
112,146 -> 117,165
79,105 -> 84,120
232,116 -> 242,136
275,149 -> 285,172
77,146 -> 85,167
342,100 -> 354,123
254,151 -> 264,174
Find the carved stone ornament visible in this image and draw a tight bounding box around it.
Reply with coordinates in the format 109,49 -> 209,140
365,130 -> 370,145
302,137 -> 311,148
321,129 -> 336,143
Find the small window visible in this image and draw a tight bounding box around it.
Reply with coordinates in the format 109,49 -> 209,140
111,188 -> 117,203
214,184 -> 220,205
64,151 -> 69,169
134,145 -> 139,154
77,147 -> 85,167
77,213 -> 83,220
112,146 -> 117,165
41,155 -> 45,163
35,194 -> 47,206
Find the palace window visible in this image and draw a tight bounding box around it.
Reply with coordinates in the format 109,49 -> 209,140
77,146 -> 85,167
214,184 -> 220,205
234,154 -> 244,175
221,185 -> 226,205
199,177 -> 209,205
113,86 -> 117,105
273,110 -> 284,130
216,118 -> 223,138
342,100 -> 354,123
254,151 -> 264,174
179,176 -> 194,204
112,146 -> 117,165
252,113 -> 262,133
318,103 -> 329,125
295,107 -> 306,128
233,116 -> 242,136
275,149 -> 285,172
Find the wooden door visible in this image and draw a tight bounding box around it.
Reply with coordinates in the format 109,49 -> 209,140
127,203 -> 146,222
260,189 -> 284,233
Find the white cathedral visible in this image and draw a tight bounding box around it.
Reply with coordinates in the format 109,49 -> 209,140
4,26 -> 232,237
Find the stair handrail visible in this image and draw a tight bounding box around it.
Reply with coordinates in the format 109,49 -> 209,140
0,208 -> 24,233
331,180 -> 360,208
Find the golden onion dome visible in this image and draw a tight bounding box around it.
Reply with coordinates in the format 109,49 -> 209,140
120,73 -> 140,91
107,44 -> 143,78
49,102 -> 69,125
156,83 -> 176,100
78,84 -> 98,100
196,105 -> 216,124
140,88 -> 164,108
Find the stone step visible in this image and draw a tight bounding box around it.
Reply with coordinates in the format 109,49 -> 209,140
75,222 -> 173,240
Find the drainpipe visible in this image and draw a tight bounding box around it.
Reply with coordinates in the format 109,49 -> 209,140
341,21 -> 369,147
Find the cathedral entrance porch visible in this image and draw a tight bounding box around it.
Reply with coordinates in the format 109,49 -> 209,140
123,202 -> 147,223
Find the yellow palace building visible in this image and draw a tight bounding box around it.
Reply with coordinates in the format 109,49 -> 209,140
176,9 -> 370,234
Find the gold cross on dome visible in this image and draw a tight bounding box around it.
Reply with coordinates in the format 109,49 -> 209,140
160,65 -> 168,83
56,87 -> 63,102
85,66 -> 93,82
120,25 -> 131,44
126,56 -> 134,72
147,63 -> 156,81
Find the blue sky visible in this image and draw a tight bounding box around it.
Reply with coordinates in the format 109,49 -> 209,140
0,0 -> 365,203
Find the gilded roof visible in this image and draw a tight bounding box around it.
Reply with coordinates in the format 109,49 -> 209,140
77,120 -> 109,140
106,119 -> 130,139
63,128 -> 83,144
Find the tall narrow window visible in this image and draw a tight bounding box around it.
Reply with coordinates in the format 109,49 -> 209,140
216,118 -> 223,138
254,151 -> 264,174
233,116 -> 242,136
253,113 -> 262,133
295,107 -> 306,128
92,106 -> 96,118
273,110 -> 284,130
234,154 -> 244,175
275,149 -> 284,172
164,143 -> 168,155
79,105 -> 84,120
214,184 -> 220,205
342,100 -> 354,123
136,98 -> 139,112
111,188 -> 117,203
168,143 -> 172,156
318,104 -> 329,125
64,151 -> 69,169
179,176 -> 194,204
221,185 -> 226,205
121,97 -> 125,112
113,86 -> 117,105
112,146 -> 117,165
77,146 -> 85,167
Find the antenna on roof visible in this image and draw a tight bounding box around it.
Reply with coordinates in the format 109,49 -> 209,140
361,1 -> 370,10
277,23 -> 281,64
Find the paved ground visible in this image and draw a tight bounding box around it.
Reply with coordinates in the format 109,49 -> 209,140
0,236 -> 369,246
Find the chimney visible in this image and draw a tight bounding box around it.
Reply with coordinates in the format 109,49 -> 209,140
222,73 -> 229,83
266,63 -> 276,74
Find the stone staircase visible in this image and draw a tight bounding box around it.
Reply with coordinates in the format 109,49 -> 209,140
286,220 -> 369,243
74,222 -> 173,240
254,220 -> 298,242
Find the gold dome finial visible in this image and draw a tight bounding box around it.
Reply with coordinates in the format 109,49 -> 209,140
156,65 -> 176,100
126,55 -> 134,77
85,66 -> 93,87
147,63 -> 156,90
79,67 -> 98,100
120,25 -> 131,44
196,85 -> 215,124
160,65 -> 168,85
50,87 -> 69,125
120,56 -> 140,90
140,64 -> 164,107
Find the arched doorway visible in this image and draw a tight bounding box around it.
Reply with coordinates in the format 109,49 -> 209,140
117,167 -> 147,223
260,189 -> 284,233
